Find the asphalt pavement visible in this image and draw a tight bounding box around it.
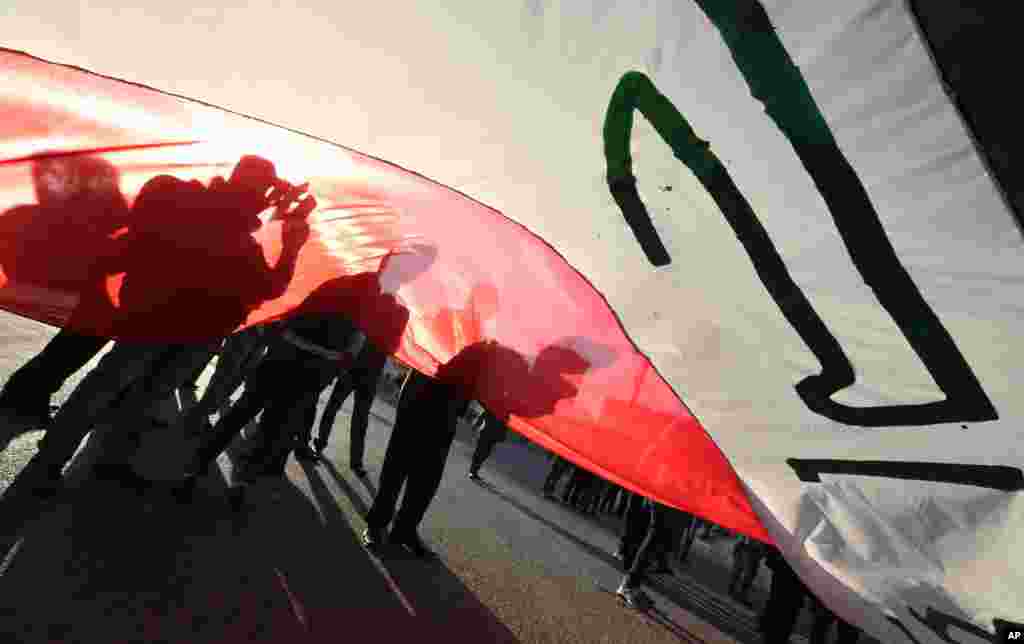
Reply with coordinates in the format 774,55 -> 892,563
0,311 -> 765,643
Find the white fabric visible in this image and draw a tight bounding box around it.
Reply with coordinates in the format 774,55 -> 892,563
3,1 -> 1021,640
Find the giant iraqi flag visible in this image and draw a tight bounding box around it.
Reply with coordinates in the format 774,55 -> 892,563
2,1 -> 1023,641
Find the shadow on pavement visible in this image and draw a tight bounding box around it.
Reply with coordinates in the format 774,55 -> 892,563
298,460 -> 520,644
0,449 -> 516,643
0,414 -> 37,457
319,459 -> 374,516
472,477 -> 624,571
450,422 -> 552,494
473,475 -> 776,644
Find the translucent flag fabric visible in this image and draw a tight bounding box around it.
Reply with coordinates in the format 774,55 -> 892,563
0,49 -> 764,546
2,0 -> 1023,640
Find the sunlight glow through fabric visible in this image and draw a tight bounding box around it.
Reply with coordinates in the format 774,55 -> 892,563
0,49 -> 766,548
2,0 -> 1022,640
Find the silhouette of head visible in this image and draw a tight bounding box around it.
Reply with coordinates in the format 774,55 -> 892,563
437,340 -> 526,407
229,155 -> 277,193
470,344 -> 588,419
529,345 -> 590,406
432,338 -> 592,419
130,175 -> 206,236
377,243 -> 438,293
223,155 -> 281,231
31,154 -> 125,211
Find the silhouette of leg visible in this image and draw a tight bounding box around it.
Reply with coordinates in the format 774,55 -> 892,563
542,455 -> 558,490
678,513 -> 698,562
93,344 -> 218,468
8,343 -> 179,499
191,340 -> 308,463
111,344 -> 218,421
1,330 -> 109,419
275,392 -> 320,464
653,519 -> 675,570
600,484 -> 619,514
617,502 -> 669,608
615,488 -> 629,516
835,618 -> 862,644
315,374 -> 352,451
234,357 -> 334,473
469,429 -> 500,475
32,343 -> 176,470
739,549 -> 762,600
620,493 -> 648,569
761,560 -> 806,643
243,393 -> 306,476
597,483 -> 611,513
191,389 -> 266,472
575,472 -> 596,509
348,382 -> 373,470
564,466 -> 582,504
728,545 -> 746,596
296,392 -> 319,445
365,413 -> 416,532
391,414 -> 458,540
183,351 -> 214,392
188,333 -> 260,421
809,599 -> 836,644
542,455 -> 568,495
624,503 -> 668,587
584,475 -> 602,514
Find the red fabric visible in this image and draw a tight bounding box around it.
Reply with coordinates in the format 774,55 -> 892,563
0,48 -> 769,542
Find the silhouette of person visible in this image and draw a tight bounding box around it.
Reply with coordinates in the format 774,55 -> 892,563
363,339 -> 590,557
176,245 -> 434,500
617,491 -> 647,564
586,476 -> 606,513
288,387 -> 325,462
237,318 -> 367,476
185,324 -> 274,428
0,154 -> 129,426
808,595 -> 862,644
113,156 -> 311,341
467,406 -> 507,481
675,509 -> 699,565
542,453 -> 572,500
729,534 -> 766,606
411,282 -> 505,484
598,481 -> 621,514
8,156 -> 313,499
311,342 -> 388,475
361,359 -> 480,557
760,547 -> 808,643
238,317 -> 372,469
616,497 -> 673,608
566,466 -> 600,512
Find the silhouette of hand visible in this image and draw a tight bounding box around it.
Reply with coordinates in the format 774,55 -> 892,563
273,182 -> 315,248
283,218 -> 311,250
270,182 -> 315,220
